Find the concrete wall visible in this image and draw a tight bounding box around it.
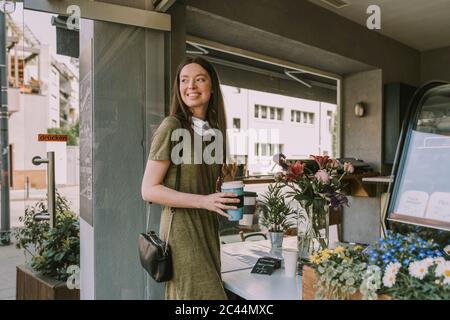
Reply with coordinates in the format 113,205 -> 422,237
421,45 -> 450,83
342,69 -> 383,244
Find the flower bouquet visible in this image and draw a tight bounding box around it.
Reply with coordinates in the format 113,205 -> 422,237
273,154 -> 354,259
306,231 -> 449,300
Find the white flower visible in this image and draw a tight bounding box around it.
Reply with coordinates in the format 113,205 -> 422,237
382,262 -> 400,288
408,261 -> 429,280
444,277 -> 450,286
435,261 -> 450,279
385,262 -> 401,275
423,257 -> 434,267
382,272 -> 396,288
434,257 -> 446,266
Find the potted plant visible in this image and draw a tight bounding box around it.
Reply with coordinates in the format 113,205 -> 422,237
14,192 -> 80,300
259,182 -> 296,249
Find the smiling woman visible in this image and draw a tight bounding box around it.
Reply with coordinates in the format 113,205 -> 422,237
179,63 -> 213,120
141,57 -> 237,300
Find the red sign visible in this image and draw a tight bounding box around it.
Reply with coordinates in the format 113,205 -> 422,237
38,134 -> 68,142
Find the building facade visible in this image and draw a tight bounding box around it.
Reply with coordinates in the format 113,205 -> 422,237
222,85 -> 337,175
6,13 -> 79,189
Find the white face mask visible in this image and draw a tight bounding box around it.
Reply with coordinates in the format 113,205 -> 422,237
191,116 -> 216,137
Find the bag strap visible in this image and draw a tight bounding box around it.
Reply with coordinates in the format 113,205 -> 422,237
164,163 -> 181,254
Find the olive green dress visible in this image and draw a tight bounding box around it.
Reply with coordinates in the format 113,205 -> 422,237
148,116 -> 227,300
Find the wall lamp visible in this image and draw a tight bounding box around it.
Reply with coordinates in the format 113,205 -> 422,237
354,102 -> 366,117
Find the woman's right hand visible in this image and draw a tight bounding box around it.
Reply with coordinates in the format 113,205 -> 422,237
200,192 -> 240,218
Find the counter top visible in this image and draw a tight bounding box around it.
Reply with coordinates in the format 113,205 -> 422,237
221,237 -> 301,300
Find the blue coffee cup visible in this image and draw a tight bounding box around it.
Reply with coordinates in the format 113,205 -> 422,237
221,181 -> 244,221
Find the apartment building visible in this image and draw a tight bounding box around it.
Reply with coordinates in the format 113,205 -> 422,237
222,85 -> 337,174
5,13 -> 79,188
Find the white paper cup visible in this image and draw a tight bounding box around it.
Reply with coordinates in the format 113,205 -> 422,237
283,248 -> 298,277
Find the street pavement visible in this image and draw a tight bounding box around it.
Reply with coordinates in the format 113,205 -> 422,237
0,185 -> 79,300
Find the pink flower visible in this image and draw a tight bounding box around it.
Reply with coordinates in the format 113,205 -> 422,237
286,161 -> 305,181
311,155 -> 330,169
343,162 -> 354,174
328,159 -> 341,169
315,170 -> 330,184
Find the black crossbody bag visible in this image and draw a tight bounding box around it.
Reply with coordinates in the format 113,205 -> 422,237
138,164 -> 181,282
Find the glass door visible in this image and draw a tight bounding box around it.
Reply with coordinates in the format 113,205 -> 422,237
2,1 -> 169,300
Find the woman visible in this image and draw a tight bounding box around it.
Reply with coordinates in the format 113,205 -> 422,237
141,57 -> 239,300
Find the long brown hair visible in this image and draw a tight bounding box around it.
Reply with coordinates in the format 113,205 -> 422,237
170,57 -> 227,146
170,57 -> 227,194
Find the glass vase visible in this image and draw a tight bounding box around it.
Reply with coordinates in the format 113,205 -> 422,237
297,199 -> 330,261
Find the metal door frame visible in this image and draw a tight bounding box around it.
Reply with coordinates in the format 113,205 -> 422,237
23,0 -> 171,31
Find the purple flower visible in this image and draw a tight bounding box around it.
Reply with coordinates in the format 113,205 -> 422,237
328,192 -> 349,208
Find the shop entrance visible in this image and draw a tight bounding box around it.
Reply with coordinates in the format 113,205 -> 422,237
0,0 -> 170,300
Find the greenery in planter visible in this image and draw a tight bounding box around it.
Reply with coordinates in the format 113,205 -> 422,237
14,192 -> 80,281
259,182 -> 296,233
309,231 -> 449,300
310,245 -> 368,299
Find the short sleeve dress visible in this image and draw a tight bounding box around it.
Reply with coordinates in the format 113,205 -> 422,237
148,115 -> 227,300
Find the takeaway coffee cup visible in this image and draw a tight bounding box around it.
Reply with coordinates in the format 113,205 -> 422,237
283,248 -> 299,277
221,181 -> 244,221
239,191 -> 258,226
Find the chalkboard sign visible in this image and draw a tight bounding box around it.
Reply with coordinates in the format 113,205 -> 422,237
251,257 -> 281,275
388,83 -> 450,231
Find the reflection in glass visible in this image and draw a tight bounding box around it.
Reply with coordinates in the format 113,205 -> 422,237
390,84 -> 450,231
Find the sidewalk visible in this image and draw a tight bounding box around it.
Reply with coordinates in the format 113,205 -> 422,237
0,238 -> 26,300
9,188 -> 47,201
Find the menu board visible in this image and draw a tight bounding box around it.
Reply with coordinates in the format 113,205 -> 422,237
389,84 -> 450,231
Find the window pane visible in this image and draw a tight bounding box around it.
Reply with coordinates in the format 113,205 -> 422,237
296,111 -> 300,122
270,107 -> 275,119
261,106 -> 267,119
310,113 -> 315,124
277,109 -> 282,120
291,110 -> 294,122
261,143 -> 267,156
254,105 -> 259,118
255,143 -> 259,156
327,111 -> 333,133
273,144 -> 279,155
233,118 -> 241,130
